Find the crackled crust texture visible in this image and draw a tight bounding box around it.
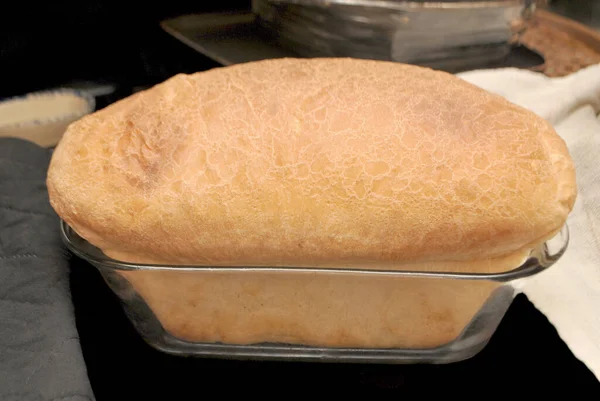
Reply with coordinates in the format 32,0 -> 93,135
47,58 -> 577,272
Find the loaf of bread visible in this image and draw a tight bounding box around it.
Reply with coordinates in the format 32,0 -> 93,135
47,57 -> 576,273
116,268 -> 502,349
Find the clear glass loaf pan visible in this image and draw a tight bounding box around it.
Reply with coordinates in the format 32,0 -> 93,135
61,220 -> 568,364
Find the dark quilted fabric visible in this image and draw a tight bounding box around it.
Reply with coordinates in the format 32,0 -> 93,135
0,138 -> 94,401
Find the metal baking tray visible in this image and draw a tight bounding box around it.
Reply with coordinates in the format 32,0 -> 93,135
159,11 -> 545,73
252,0 -> 535,70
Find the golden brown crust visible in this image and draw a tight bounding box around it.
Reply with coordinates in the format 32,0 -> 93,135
46,57 -> 577,272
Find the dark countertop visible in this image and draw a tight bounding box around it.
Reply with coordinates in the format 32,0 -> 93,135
70,254 -> 599,398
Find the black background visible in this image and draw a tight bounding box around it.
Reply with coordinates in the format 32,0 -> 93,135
2,0 -> 599,397
0,1 -> 248,101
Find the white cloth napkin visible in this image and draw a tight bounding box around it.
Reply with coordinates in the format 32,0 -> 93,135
457,64 -> 600,381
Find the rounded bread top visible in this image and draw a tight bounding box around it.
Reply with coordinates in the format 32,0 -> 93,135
47,57 -> 577,271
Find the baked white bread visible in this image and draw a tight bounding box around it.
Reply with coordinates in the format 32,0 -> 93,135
47,57 -> 577,273
117,268 -> 501,348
